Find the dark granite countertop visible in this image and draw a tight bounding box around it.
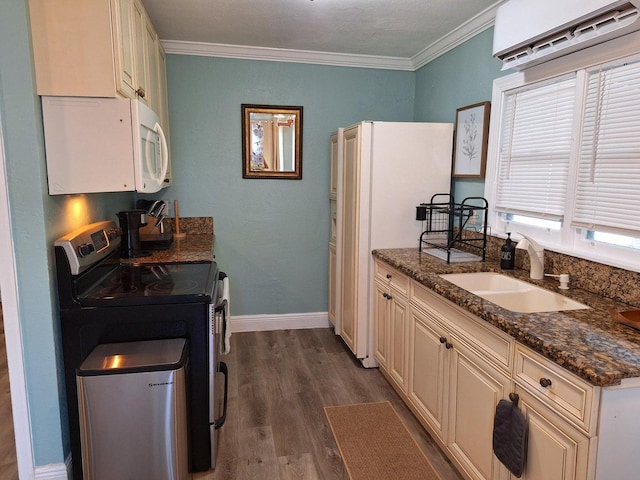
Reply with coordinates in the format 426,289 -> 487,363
121,217 -> 215,264
121,234 -> 214,264
373,248 -> 640,387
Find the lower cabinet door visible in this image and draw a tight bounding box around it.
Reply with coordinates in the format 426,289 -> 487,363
388,290 -> 408,391
513,387 -> 590,480
373,280 -> 389,369
447,337 -> 511,480
408,306 -> 448,443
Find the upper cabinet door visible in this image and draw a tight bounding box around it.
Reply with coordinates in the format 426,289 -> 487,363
330,132 -> 339,199
131,0 -> 149,103
157,45 -> 172,186
144,19 -> 160,112
112,0 -> 136,99
29,0 -> 117,97
29,0 -> 168,110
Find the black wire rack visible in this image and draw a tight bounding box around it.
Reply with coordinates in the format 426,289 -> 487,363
416,193 -> 489,263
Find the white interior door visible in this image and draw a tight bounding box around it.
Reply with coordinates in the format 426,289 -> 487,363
0,110 -> 34,478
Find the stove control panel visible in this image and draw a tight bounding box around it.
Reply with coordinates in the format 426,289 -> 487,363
54,221 -> 121,275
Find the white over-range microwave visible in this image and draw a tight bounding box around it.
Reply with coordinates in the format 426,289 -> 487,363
42,96 -> 170,195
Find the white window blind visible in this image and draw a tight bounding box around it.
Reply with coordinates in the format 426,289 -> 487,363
495,77 -> 577,220
573,60 -> 640,236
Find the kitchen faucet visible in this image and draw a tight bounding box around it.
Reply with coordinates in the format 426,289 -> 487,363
515,233 -> 545,280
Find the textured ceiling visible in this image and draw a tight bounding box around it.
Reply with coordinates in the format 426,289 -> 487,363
141,0 -> 502,59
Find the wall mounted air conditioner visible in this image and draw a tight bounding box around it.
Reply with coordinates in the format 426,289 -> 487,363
493,0 -> 640,71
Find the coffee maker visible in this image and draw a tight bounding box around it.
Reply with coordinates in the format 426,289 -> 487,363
118,210 -> 150,258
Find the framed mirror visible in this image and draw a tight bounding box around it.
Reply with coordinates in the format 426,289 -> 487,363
242,104 -> 303,179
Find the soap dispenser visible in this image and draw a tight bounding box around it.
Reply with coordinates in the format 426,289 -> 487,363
500,232 -> 516,270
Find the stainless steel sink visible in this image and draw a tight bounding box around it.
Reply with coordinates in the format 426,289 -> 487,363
439,272 -> 590,313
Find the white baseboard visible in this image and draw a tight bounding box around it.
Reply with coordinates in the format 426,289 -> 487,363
34,454 -> 72,479
230,312 -> 331,333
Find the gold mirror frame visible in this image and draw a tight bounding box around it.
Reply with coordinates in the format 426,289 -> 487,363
242,104 -> 303,179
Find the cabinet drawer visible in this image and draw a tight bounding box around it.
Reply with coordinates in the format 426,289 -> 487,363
374,261 -> 408,295
514,345 -> 598,434
411,281 -> 513,371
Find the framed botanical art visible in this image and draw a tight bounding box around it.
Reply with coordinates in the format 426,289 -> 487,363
452,101 -> 490,178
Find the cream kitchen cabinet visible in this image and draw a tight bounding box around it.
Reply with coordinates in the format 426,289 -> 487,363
158,46 -> 170,133
157,44 -> 172,186
373,281 -> 391,369
338,125 -> 360,355
409,281 -> 513,480
407,303 -> 449,443
373,260 -> 410,391
29,0 -> 167,112
30,0 -> 117,97
329,243 -> 337,327
511,386 -> 590,480
132,0 -> 163,108
447,335 -> 512,480
375,257 -> 640,480
328,131 -> 341,328
113,0 -> 136,98
332,122 -> 453,366
330,131 -> 339,200
511,345 -> 594,480
132,0 -> 150,102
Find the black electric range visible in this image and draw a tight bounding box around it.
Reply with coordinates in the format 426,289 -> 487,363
54,221 -> 227,480
77,261 -> 217,306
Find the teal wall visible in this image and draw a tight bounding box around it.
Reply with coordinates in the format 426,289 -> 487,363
160,33 -> 507,318
414,28 -> 508,201
1,0 -> 134,466
1,1 -> 62,464
2,0 -> 506,469
161,57 -> 416,315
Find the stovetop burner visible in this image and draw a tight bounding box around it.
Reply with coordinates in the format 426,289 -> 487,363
78,262 -> 216,306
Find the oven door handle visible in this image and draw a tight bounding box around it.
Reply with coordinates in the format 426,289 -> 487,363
215,299 -> 227,313
212,361 -> 228,430
215,299 -> 228,344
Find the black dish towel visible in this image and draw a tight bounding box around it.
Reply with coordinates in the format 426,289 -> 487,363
493,398 -> 528,477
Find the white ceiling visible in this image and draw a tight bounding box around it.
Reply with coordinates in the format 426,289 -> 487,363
141,0 -> 504,69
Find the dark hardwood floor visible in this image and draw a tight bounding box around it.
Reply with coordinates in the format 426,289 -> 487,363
0,304 -> 19,480
193,328 -> 462,480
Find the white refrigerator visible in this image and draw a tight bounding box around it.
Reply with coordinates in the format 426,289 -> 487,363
332,121 -> 453,366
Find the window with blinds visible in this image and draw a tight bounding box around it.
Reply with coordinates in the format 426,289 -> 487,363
487,52 -> 640,269
573,60 -> 640,238
495,77 -> 577,221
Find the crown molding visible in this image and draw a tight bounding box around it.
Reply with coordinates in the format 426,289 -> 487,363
411,1 -> 501,70
161,40 -> 415,71
161,1 -> 502,71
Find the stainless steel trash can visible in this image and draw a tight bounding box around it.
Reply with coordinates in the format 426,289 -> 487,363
77,338 -> 189,480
